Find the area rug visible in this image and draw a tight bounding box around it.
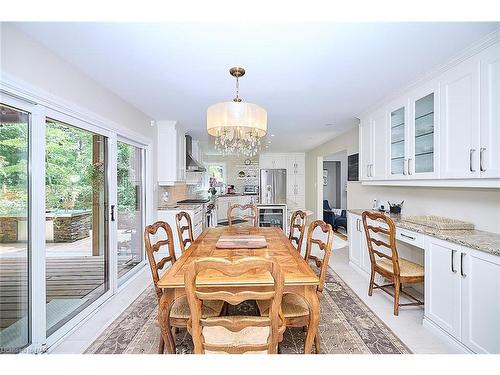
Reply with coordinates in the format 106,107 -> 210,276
85,267 -> 410,354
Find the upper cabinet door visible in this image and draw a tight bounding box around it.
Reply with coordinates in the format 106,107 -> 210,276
440,57 -> 480,179
408,82 -> 440,179
388,101 -> 408,178
359,119 -> 372,180
371,110 -> 388,180
479,44 -> 500,178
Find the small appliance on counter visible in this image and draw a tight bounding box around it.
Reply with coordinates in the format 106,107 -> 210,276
226,184 -> 235,194
243,185 -> 259,195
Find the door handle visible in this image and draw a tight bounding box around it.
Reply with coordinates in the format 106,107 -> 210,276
110,205 -> 115,222
480,147 -> 486,172
460,252 -> 466,277
470,149 -> 476,172
408,158 -> 412,175
400,232 -> 415,241
451,250 -> 456,273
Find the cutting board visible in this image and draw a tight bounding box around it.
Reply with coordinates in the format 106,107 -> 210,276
216,235 -> 268,249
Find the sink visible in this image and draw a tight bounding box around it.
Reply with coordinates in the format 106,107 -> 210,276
402,215 -> 474,230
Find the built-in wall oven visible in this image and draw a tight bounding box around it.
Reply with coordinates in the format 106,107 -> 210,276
257,204 -> 287,231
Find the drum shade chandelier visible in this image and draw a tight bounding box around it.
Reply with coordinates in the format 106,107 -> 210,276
207,67 -> 267,156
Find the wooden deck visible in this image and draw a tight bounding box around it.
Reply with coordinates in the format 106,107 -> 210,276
0,256 -> 138,330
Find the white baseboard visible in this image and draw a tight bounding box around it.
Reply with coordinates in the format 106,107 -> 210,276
422,317 -> 472,354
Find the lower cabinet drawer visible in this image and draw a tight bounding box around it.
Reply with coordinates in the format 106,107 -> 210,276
396,228 -> 424,248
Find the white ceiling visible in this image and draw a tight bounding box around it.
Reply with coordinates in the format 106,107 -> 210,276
13,22 -> 500,153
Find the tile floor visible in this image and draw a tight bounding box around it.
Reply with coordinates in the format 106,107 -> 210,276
50,245 -> 460,354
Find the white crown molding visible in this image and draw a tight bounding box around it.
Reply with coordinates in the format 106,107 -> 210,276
357,26 -> 500,119
0,72 -> 153,146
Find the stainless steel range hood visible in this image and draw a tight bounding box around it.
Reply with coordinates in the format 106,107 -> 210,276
185,134 -> 206,172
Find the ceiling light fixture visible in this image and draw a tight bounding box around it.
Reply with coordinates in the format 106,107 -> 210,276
207,67 -> 267,157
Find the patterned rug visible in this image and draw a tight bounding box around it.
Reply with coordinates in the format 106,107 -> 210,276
85,267 -> 410,354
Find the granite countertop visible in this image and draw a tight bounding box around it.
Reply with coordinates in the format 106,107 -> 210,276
348,209 -> 500,257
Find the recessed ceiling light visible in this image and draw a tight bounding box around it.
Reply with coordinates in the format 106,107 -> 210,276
325,123 -> 335,127
270,134 -> 275,137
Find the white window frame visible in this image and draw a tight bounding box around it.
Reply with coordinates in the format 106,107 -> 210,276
1,76 -> 154,352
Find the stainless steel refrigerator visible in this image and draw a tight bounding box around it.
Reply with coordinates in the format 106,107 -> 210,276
259,169 -> 287,204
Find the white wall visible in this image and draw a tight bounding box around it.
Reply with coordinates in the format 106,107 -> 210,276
0,23 -> 157,209
306,127 -> 500,234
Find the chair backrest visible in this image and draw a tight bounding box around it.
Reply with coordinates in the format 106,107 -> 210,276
227,204 -> 258,227
361,211 -> 400,275
144,221 -> 176,300
175,211 -> 194,253
303,220 -> 334,294
288,210 -> 307,253
323,200 -> 331,210
184,257 -> 284,354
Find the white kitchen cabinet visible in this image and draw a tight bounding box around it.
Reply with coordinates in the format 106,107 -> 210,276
348,213 -> 362,266
461,247 -> 500,353
479,44 -> 500,178
360,110 -> 387,180
259,153 -> 287,169
216,196 -> 239,223
440,57 -> 481,179
388,99 -> 409,178
408,82 -> 440,179
157,121 -> 186,185
425,237 -> 462,339
359,119 -> 372,180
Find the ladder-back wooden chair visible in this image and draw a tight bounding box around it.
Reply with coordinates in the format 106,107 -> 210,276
175,211 -> 194,253
144,221 -> 224,354
361,211 -> 424,316
257,220 -> 333,354
185,257 -> 285,354
288,210 -> 307,255
227,204 -> 258,227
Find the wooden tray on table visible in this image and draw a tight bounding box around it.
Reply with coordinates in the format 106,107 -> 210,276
215,235 -> 268,249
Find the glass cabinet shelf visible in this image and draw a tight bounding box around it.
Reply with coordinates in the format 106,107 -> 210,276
390,106 -> 406,175
413,93 -> 434,174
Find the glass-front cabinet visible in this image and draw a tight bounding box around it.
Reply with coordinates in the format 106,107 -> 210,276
390,106 -> 407,176
409,86 -> 438,178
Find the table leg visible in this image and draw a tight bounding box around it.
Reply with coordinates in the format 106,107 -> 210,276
303,286 -> 320,354
158,289 -> 176,354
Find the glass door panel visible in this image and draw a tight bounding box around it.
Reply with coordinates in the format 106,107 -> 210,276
258,207 -> 285,229
45,118 -> 109,336
413,93 -> 435,174
390,107 -> 406,175
117,141 -> 144,282
0,104 -> 30,352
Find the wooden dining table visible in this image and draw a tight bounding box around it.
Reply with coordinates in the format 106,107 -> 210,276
157,226 -> 320,354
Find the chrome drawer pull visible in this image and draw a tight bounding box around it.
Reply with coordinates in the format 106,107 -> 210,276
460,253 -> 466,277
451,250 -> 456,273
470,149 -> 476,172
480,147 -> 486,172
400,232 -> 415,241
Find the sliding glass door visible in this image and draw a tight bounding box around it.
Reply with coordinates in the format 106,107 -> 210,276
44,118 -> 110,336
0,103 -> 30,352
116,140 -> 145,283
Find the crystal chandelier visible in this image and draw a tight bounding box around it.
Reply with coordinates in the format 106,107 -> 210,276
207,67 -> 267,156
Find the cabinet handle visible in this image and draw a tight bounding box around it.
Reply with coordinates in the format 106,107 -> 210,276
460,253 -> 466,277
403,159 -> 407,175
367,165 -> 370,178
400,232 -> 415,241
480,147 -> 486,172
451,250 -> 456,273
469,149 -> 476,172
408,158 -> 412,175
356,218 -> 360,232
370,164 -> 373,177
